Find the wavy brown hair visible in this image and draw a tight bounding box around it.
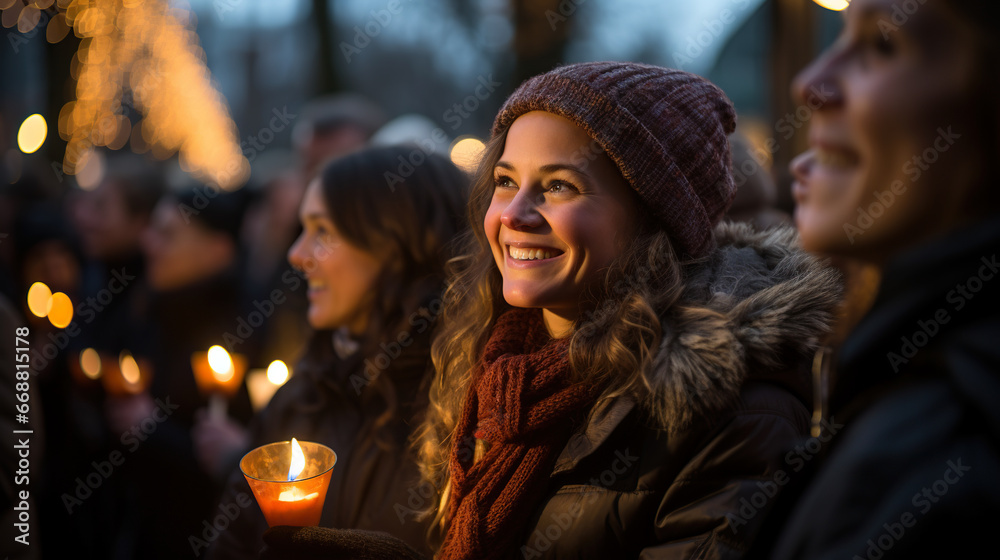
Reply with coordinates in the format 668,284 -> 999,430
290,145 -> 468,450
414,127 -> 710,543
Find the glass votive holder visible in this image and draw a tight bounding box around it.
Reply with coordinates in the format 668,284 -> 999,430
240,440 -> 337,527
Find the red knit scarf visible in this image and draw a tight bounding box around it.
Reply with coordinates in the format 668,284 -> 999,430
439,308 -> 596,560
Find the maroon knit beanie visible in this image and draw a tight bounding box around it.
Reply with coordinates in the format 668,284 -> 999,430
493,61 -> 737,258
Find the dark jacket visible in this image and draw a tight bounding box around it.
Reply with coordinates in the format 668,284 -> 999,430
760,216 -> 1000,560
518,223 -> 842,559
207,325 -> 436,560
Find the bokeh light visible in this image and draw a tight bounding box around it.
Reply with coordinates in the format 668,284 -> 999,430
17,114 -> 47,154
207,345 -> 234,382
47,292 -> 74,328
26,282 -> 52,318
120,351 -> 141,385
266,360 -> 289,385
80,348 -> 103,379
450,136 -> 485,174
812,0 -> 849,10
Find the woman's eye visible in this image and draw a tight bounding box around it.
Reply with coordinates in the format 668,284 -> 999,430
547,181 -> 576,194
494,176 -> 516,189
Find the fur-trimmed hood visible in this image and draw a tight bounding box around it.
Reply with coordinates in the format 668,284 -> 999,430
644,221 -> 843,434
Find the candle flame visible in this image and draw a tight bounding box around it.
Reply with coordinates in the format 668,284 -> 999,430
80,348 -> 102,379
207,345 -> 234,382
288,438 -> 305,482
266,360 -> 289,385
120,351 -> 141,385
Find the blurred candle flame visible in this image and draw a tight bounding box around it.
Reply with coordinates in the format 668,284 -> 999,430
266,360 -> 289,385
119,351 -> 140,385
207,345 -> 234,383
80,348 -> 102,379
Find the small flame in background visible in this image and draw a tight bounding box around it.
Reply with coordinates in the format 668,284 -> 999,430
2,0 -> 249,190
119,351 -> 141,385
207,345 -> 235,383
288,438 -> 305,482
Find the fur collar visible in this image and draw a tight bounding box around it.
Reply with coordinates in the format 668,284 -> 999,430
644,222 -> 843,434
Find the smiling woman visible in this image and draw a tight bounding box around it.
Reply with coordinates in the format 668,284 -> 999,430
406,62 -> 842,560
207,145 -> 469,560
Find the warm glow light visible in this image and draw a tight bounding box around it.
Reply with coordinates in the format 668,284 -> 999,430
120,351 -> 141,385
207,345 -> 234,382
812,0 -> 849,10
57,0 -> 249,188
266,360 -> 289,385
26,282 -> 52,317
47,292 -> 74,328
17,114 -> 47,154
288,438 -> 305,482
80,348 -> 102,379
278,488 -> 319,502
449,137 -> 485,173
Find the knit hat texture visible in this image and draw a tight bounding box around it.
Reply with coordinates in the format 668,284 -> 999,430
493,61 -> 737,258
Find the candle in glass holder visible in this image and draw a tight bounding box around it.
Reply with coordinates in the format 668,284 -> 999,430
191,345 -> 247,418
241,438 -> 336,527
246,360 -> 290,411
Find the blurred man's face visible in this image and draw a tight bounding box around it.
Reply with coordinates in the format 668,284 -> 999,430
790,0 -> 990,262
141,199 -> 233,292
75,181 -> 148,261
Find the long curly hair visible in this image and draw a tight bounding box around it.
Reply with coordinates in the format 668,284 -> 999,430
289,145 -> 469,450
414,127 -> 711,543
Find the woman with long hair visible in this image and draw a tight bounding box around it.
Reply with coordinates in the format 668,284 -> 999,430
263,62 -> 842,559
207,145 -> 468,559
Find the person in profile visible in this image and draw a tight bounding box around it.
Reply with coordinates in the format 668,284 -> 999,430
754,1 -> 1000,558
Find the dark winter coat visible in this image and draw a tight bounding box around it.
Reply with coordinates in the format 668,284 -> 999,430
758,216 -> 1000,560
515,223 -> 842,559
